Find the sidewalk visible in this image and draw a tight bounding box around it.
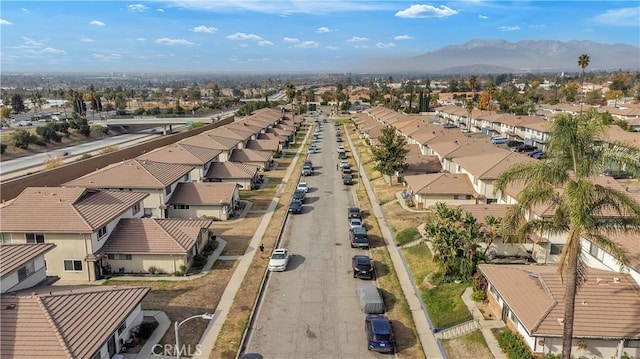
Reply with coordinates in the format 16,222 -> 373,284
345,128 -> 444,359
461,287 -> 506,359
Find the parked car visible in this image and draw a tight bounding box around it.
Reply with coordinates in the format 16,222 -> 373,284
602,169 -> 633,179
342,167 -> 352,175
268,248 -> 290,271
348,207 -> 362,220
350,226 -> 369,248
336,137 -> 343,143
343,174 -> 353,185
337,145 -> 345,153
442,123 -> 457,129
292,189 -> 306,202
357,284 -> 385,314
303,160 -> 314,173
349,218 -> 363,230
365,314 -> 395,353
338,152 -> 347,160
352,255 -> 374,279
308,145 -> 317,154
491,136 -> 509,145
529,150 -> 545,159
296,182 -> 309,193
506,140 -> 524,148
514,144 -> 537,153
288,199 -> 303,214
302,165 -> 313,176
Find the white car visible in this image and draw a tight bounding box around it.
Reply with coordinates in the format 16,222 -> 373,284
337,145 -> 345,153
349,218 -> 363,230
268,248 -> 290,272
296,182 -> 309,193
308,145 -> 317,153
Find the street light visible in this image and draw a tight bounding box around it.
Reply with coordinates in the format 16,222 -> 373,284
174,313 -> 214,359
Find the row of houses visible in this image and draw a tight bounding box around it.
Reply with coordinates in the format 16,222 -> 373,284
354,105 -> 640,358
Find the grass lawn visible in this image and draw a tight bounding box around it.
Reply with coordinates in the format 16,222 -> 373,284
395,227 -> 422,246
442,329 -> 494,359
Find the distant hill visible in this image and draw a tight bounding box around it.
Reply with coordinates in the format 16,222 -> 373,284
366,39 -> 640,74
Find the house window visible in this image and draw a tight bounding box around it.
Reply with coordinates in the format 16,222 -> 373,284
91,351 -> 101,359
165,186 -> 172,195
589,242 -> 605,261
98,226 -> 107,238
550,244 -> 564,255
509,310 -> 520,327
17,261 -> 36,281
489,284 -> 498,298
107,254 -> 132,260
173,204 -> 190,210
454,195 -> 472,200
63,260 -> 83,271
26,233 -> 45,244
132,203 -> 140,214
117,321 -> 127,335
1,233 -> 11,243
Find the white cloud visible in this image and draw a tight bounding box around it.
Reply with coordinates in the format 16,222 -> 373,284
593,7 -> 640,27
136,37 -> 146,41
394,35 -> 413,40
21,36 -> 43,46
529,24 -> 546,28
478,14 -> 488,19
258,40 -> 274,46
79,37 -> 94,42
191,25 -> 218,33
170,1 -> 394,15
155,38 -> 195,46
347,36 -> 368,42
21,8 -> 30,14
92,53 -> 122,61
227,32 -> 263,40
294,41 -> 319,48
157,8 -> 164,12
90,20 -> 105,26
283,37 -> 299,43
498,25 -> 520,31
376,42 -> 395,48
326,45 -> 338,50
0,19 -> 12,25
42,47 -> 66,54
395,4 -> 458,18
316,26 -> 330,33
127,4 -> 149,12
355,45 -> 368,49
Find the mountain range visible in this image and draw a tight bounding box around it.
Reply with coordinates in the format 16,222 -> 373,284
366,39 -> 640,74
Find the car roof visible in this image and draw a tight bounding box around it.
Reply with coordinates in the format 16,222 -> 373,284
352,227 -> 367,234
368,315 -> 391,334
273,248 -> 288,254
349,206 -> 360,212
353,255 -> 370,263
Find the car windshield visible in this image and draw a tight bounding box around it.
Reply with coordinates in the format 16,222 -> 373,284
374,334 -> 391,341
271,252 -> 286,259
355,257 -> 371,266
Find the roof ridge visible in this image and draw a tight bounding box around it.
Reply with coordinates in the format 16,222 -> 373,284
131,159 -> 165,187
478,151 -> 512,177
36,295 -> 74,358
153,218 -> 190,251
70,189 -> 95,230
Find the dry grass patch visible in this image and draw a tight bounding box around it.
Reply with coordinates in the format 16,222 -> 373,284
104,260 -> 236,349
213,214 -> 263,256
442,330 -> 494,359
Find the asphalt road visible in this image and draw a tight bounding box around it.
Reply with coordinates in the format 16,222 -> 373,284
245,117 -> 382,358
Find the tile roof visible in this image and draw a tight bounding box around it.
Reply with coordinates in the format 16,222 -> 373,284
0,243 -> 56,278
479,264 -> 640,339
168,182 -> 238,205
404,173 -> 476,196
207,127 -> 254,142
64,159 -> 194,189
257,132 -> 286,142
137,143 -> 221,165
180,133 -> 241,150
206,161 -> 259,179
99,218 -> 213,254
229,148 -> 272,162
453,151 -> 536,179
586,231 -> 640,272
246,139 -> 280,152
600,125 -> 640,148
428,138 -> 505,159
457,204 -> 513,225
0,188 -> 148,233
1,285 -> 150,358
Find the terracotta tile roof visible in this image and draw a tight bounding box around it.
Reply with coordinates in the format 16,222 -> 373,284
99,218 -> 212,254
479,264 -> 640,339
586,231 -> 640,272
1,285 -> 150,358
404,173 -> 476,196
228,122 -> 263,134
229,148 -> 272,162
600,125 -> 640,148
257,132 -> 286,142
180,133 -> 240,150
453,151 -> 536,179
137,143 -> 221,165
168,182 -> 238,205
434,139 -> 507,159
64,159 -> 194,189
405,155 -> 442,173
0,187 -> 148,233
0,243 -> 56,278
269,126 -> 293,136
525,120 -> 552,133
457,204 -> 513,224
246,139 -> 279,152
206,127 -> 253,142
206,161 -> 259,179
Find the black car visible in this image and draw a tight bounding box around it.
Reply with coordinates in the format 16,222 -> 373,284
343,174 -> 353,185
365,315 -> 395,353
288,199 -> 303,214
342,167 -> 352,175
336,137 -> 343,142
338,152 -> 347,160
514,144 -> 537,152
292,189 -> 306,202
506,140 -> 524,148
348,206 -> 362,220
352,255 -> 375,279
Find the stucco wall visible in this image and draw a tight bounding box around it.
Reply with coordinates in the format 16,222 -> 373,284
108,253 -> 186,275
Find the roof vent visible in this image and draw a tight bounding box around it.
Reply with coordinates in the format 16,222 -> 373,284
596,278 -> 603,284
581,300 -> 588,306
5,304 -> 16,310
613,277 -> 620,284
557,318 -> 564,325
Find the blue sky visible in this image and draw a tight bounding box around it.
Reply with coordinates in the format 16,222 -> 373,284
1,1 -> 638,73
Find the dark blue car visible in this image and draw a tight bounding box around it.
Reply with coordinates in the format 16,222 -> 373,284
365,314 -> 395,353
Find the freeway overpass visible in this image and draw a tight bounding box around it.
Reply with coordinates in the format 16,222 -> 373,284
91,111 -> 236,134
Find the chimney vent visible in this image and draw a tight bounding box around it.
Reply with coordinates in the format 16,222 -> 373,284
5,304 -> 16,310
613,277 -> 620,283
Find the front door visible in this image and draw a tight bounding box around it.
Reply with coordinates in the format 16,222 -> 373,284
107,334 -> 116,357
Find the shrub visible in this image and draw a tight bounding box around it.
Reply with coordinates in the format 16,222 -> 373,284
137,321 -> 156,340
192,254 -> 207,268
471,290 -> 487,302
99,145 -> 119,154
543,354 -> 562,359
496,329 -> 535,359
75,153 -> 93,161
148,266 -> 159,274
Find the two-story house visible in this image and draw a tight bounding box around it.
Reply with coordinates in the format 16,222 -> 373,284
137,143 -> 222,183
0,243 -> 56,293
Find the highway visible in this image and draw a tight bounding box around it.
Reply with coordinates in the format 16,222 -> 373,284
245,117 -> 382,358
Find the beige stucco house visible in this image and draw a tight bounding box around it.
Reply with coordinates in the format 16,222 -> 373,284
205,161 -> 260,190
136,142 -> 222,182
167,182 -> 240,220
0,243 -> 56,293
403,173 -> 477,209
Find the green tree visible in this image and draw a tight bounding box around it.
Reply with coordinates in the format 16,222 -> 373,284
285,83 -> 296,119
495,110 -> 640,359
577,53 -> 590,110
10,93 -> 26,113
12,129 -> 37,149
370,126 -> 409,185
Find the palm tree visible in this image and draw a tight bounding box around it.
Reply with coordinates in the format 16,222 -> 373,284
495,110 -> 640,359
486,82 -> 497,115
482,216 -> 502,256
464,98 -> 474,132
467,75 -> 478,100
578,53 -> 590,111
285,83 -> 296,120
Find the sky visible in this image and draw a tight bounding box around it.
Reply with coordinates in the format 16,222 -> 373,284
1,0 -> 638,73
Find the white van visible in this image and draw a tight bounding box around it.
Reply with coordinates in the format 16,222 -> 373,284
491,136 -> 508,144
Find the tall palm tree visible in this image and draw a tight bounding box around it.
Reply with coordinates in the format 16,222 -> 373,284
578,53 -> 590,111
495,111 -> 640,359
285,83 -> 296,120
467,75 -> 478,100
486,82 -> 497,115
464,98 -> 474,132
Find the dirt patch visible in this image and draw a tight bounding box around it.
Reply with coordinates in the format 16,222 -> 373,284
442,331 -> 494,359
475,299 -> 496,320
